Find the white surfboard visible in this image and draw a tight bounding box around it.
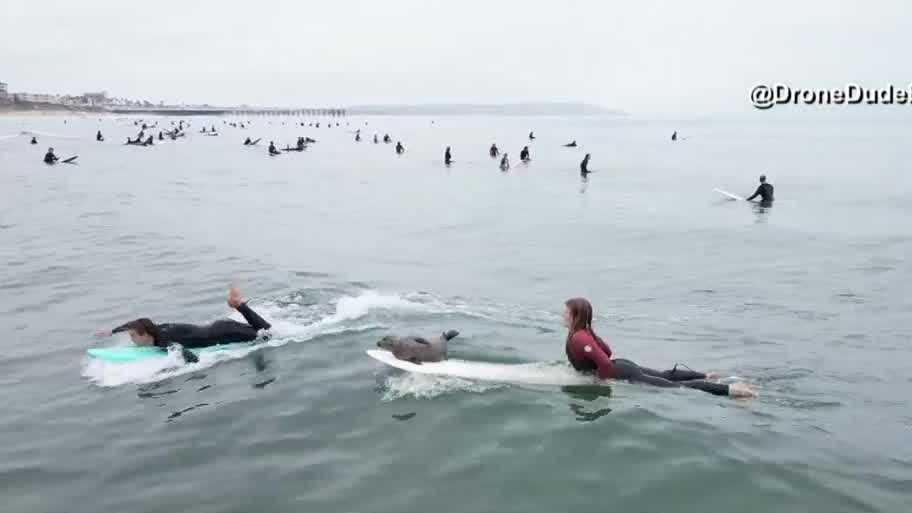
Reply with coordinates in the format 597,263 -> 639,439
713,188 -> 744,201
366,349 -> 600,386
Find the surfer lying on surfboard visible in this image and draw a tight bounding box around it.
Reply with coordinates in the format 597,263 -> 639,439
563,298 -> 756,398
94,287 -> 271,364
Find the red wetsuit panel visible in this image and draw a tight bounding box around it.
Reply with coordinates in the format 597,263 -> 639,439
565,329 -> 615,379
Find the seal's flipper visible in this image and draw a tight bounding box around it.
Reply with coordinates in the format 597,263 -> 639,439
442,330 -> 459,341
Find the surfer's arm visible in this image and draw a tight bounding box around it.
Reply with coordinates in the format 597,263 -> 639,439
587,345 -> 614,380
745,186 -> 761,201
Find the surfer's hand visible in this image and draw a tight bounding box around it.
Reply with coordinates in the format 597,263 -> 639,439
95,329 -> 112,337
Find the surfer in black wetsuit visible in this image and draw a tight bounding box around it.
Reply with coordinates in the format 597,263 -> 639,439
44,147 -> 58,164
268,141 -> 280,155
96,130 -> 104,142
395,141 -> 405,154
244,137 -> 252,145
745,174 -> 774,205
564,140 -> 577,147
520,146 -> 531,162
528,131 -> 535,140
96,287 -> 271,364
383,134 -> 392,143
489,143 -> 499,158
31,137 -> 38,145
671,131 -> 677,141
580,153 -> 591,176
444,146 -> 452,165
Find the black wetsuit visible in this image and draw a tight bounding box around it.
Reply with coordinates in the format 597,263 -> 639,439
444,149 -> 452,164
112,302 -> 271,349
44,152 -> 58,164
746,183 -> 774,202
611,359 -> 729,396
580,157 -> 590,174
520,148 -> 530,161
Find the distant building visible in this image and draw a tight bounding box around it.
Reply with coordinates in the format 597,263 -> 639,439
0,81 -> 8,103
13,92 -> 60,104
83,91 -> 107,106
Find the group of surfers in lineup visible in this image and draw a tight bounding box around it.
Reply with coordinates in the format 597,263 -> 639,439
96,288 -> 757,398
33,122 -> 775,207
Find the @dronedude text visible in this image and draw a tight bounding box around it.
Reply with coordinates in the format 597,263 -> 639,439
751,84 -> 912,109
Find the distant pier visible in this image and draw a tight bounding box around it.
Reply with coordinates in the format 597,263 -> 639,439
107,106 -> 347,117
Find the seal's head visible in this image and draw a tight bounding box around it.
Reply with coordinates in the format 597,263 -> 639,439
377,335 -> 399,351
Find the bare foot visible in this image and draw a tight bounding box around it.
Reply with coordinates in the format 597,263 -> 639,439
228,287 -> 246,309
706,371 -> 722,380
728,382 -> 757,399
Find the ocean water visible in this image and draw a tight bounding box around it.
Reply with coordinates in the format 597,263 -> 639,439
0,114 -> 909,513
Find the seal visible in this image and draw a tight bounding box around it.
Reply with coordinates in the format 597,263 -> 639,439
376,330 -> 459,364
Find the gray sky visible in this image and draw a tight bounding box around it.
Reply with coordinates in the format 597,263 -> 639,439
1,0 -> 906,116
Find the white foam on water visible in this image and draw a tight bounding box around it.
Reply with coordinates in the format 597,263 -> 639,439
380,373 -> 506,401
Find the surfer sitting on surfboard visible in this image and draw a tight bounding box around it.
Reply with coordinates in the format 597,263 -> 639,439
95,287 -> 271,364
745,174 -> 774,205
563,298 -> 756,398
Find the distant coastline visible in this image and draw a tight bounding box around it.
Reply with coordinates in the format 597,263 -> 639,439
0,101 -> 622,117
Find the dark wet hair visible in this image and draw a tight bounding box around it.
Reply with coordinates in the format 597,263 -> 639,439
125,318 -> 161,343
564,297 -> 611,354
565,297 -> 595,335
760,174 -> 767,182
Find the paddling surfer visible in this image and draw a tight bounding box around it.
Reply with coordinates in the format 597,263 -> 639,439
95,287 -> 272,364
562,297 -> 756,398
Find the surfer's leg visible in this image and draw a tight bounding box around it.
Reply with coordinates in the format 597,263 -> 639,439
205,320 -> 259,343
611,359 -> 679,388
639,365 -> 707,382
227,286 -> 272,330
235,302 -> 272,331
678,379 -> 730,396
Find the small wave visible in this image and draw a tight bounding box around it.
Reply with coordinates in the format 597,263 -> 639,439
380,373 -> 506,400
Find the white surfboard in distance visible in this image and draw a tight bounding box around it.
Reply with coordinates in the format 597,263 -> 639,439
366,349 -> 600,386
713,188 -> 744,201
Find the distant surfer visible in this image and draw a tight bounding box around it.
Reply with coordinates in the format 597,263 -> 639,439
268,141 -> 280,155
383,134 -> 392,144
499,153 -> 510,171
96,130 -> 104,142
489,143 -> 499,158
671,131 -> 677,141
528,131 -> 535,140
355,132 -> 361,142
158,131 -> 164,141
580,154 -> 591,176
30,137 -> 38,145
373,133 -> 379,144
43,147 -> 59,164
562,298 -> 756,397
95,287 -> 271,364
564,140 -> 577,147
444,146 -> 452,165
745,174 -> 774,205
520,146 -> 531,162
244,137 -> 252,145
395,141 -> 405,154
